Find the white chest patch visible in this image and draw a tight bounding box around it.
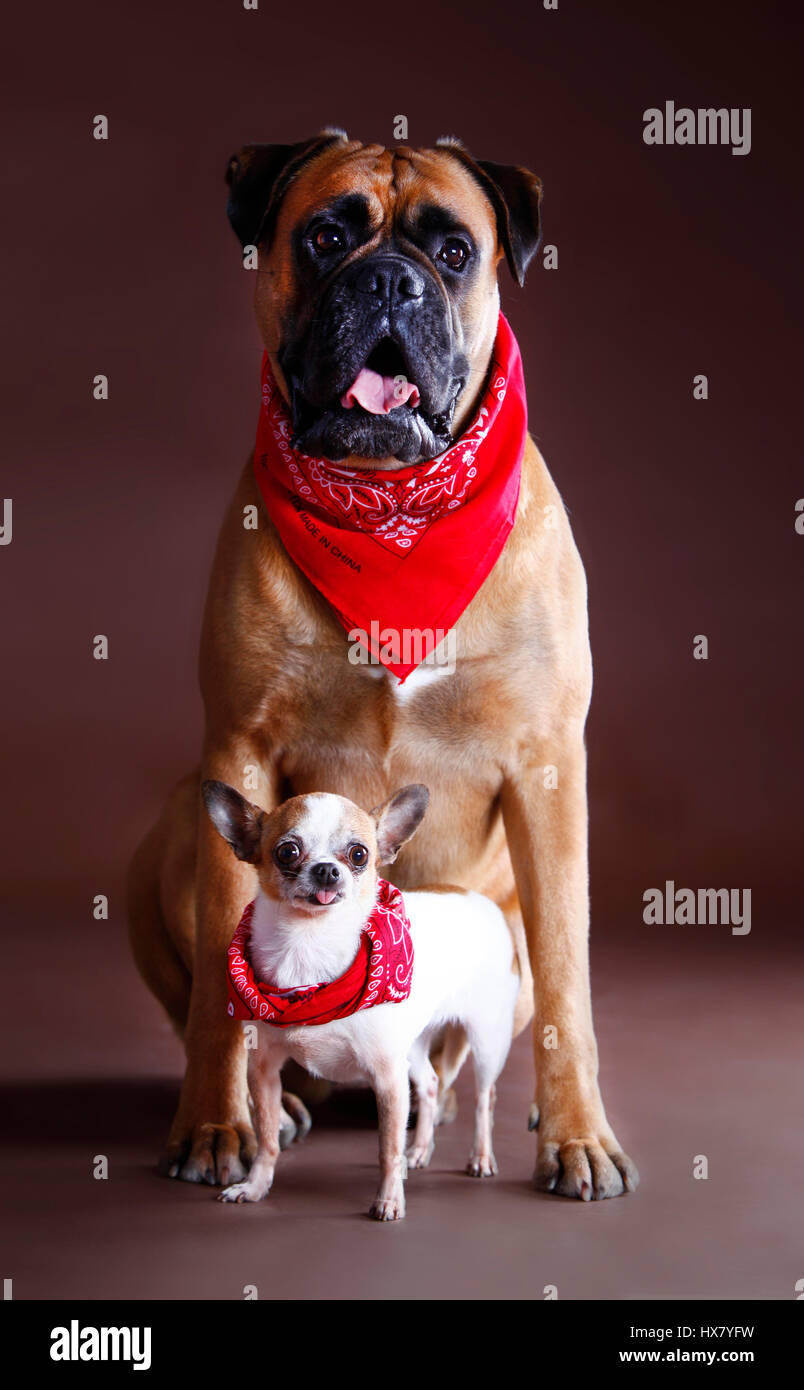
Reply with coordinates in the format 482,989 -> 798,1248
391,664 -> 453,704
352,628 -> 457,704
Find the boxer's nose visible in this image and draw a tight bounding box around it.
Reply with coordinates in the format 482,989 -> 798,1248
310,861 -> 341,887
355,257 -> 425,303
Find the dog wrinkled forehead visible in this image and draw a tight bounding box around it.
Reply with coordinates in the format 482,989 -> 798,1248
264,793 -> 375,856
275,141 -> 500,250
226,131 -> 542,286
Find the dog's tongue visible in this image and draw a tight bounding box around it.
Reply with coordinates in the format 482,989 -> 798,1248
341,368 -> 420,415
314,888 -> 338,905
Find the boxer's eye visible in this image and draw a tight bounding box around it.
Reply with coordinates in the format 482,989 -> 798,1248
437,237 -> 469,271
346,842 -> 369,869
311,223 -> 344,255
274,839 -> 302,869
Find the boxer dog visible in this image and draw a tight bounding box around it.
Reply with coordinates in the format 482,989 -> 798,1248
127,130 -> 638,1201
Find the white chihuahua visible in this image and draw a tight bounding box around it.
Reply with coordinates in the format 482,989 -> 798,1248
202,780 -> 518,1221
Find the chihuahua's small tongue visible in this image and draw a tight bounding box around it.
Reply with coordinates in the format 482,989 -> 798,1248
340,368 -> 420,415
314,888 -> 338,905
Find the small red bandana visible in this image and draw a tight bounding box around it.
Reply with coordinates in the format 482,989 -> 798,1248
226,879 -> 414,1025
253,312 -> 527,681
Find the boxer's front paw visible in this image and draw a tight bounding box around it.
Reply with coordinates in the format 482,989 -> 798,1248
159,1118 -> 256,1187
534,1134 -> 639,1201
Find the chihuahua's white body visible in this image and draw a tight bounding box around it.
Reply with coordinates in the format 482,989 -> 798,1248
204,783 -> 518,1220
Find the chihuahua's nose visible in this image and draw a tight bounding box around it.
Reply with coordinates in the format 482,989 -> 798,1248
310,861 -> 341,887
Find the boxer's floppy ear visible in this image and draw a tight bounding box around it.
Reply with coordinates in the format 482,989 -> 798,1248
437,138 -> 543,286
225,128 -> 348,248
371,784 -> 430,864
202,780 -> 265,863
477,159 -> 543,285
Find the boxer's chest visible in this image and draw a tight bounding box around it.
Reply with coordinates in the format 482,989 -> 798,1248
268,640 -> 526,892
276,640 -> 508,787
244,523 -> 557,836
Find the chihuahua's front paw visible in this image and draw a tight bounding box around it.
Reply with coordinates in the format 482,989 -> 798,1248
369,1190 -> 405,1221
406,1138 -> 434,1169
218,1179 -> 271,1204
467,1151 -> 498,1178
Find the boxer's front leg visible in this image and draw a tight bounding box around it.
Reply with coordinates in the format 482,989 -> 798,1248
501,731 -> 639,1201
160,735 -> 274,1185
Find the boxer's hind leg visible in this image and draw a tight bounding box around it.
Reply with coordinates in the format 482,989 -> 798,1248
127,778 -> 196,1035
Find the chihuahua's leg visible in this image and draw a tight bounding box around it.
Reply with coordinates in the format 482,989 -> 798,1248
406,1037 -> 438,1169
465,1023 -> 502,1177
465,971 -> 517,1178
467,1082 -> 498,1178
220,1036 -> 284,1203
430,1024 -> 470,1125
279,1092 -> 313,1149
369,1059 -> 410,1221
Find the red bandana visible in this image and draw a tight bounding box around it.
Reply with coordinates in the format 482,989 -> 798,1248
253,313 -> 527,681
226,879 -> 414,1026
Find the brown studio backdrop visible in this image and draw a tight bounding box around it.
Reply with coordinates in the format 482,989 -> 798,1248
1,0 -> 801,943
0,0 -> 801,1305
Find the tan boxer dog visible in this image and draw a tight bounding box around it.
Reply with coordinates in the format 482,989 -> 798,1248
127,130 -> 638,1201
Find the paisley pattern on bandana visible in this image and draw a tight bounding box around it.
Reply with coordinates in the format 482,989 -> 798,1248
260,370 -> 508,554
226,879 -> 414,1026
252,313 -> 527,681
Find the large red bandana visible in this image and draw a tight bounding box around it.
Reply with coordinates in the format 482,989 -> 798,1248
226,879 -> 414,1026
253,313 -> 527,681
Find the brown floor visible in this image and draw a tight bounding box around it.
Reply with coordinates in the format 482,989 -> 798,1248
1,905 -> 800,1301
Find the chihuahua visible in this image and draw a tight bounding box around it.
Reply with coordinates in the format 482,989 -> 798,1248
202,779 -> 519,1221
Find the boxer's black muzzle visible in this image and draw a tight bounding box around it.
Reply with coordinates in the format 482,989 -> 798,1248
279,252 -> 469,465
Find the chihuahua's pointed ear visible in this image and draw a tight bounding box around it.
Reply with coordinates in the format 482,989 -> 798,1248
372,784 -> 429,864
225,128 -> 349,248
436,137 -> 543,285
202,780 -> 265,864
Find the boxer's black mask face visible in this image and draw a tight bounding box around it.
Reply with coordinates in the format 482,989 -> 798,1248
277,195 -> 473,464
227,137 -> 543,465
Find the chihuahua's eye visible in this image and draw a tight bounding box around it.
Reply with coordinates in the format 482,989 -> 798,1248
347,842 -> 369,869
274,840 -> 301,869
437,237 -> 469,272
311,223 -> 343,255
